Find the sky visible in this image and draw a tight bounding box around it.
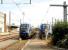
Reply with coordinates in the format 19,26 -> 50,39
0,0 -> 68,27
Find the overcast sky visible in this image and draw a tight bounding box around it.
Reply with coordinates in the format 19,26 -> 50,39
0,0 -> 68,27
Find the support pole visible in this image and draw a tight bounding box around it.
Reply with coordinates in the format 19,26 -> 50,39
1,0 -> 3,4
30,0 -> 31,4
9,11 -> 11,33
64,1 -> 67,22
50,1 -> 68,22
4,14 -> 7,32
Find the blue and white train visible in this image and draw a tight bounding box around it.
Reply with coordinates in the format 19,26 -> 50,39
39,24 -> 52,39
19,24 -> 32,39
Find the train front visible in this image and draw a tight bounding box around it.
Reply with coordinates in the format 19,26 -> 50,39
19,24 -> 29,39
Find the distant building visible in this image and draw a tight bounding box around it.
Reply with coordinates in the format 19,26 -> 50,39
8,25 -> 18,33
0,12 -> 7,32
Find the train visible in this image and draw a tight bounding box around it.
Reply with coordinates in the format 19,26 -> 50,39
19,24 -> 32,39
19,23 -> 52,39
39,24 -> 52,39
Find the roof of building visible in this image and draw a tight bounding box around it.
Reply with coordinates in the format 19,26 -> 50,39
8,25 -> 19,28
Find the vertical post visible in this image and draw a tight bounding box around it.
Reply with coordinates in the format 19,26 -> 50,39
52,17 -> 53,26
64,1 -> 67,22
52,17 -> 53,35
23,12 -> 25,24
30,0 -> 31,4
55,18 -> 57,24
4,14 -> 7,32
1,0 -> 3,4
9,11 -> 11,33
50,1 -> 68,22
20,19 -> 21,25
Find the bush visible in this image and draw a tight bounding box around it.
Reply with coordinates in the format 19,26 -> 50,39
52,21 -> 68,48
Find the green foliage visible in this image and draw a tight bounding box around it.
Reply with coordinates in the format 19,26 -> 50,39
52,21 -> 68,48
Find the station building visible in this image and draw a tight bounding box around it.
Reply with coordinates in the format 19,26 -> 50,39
0,12 -> 7,33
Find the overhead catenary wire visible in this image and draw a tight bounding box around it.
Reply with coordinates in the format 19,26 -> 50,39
0,0 -> 31,25
12,0 -> 31,24
12,0 -> 32,13
0,0 -> 31,4
12,0 -> 24,25
12,0 -> 22,12
41,6 -> 51,24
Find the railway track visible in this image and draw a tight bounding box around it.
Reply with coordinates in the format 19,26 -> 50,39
0,33 -> 19,42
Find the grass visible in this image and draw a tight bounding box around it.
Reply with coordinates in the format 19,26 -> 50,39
1,40 -> 27,50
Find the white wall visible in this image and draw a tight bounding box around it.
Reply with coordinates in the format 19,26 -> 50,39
0,12 -> 5,32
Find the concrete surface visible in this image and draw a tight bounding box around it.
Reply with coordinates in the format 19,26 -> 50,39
22,39 -> 66,50
0,39 -> 18,48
